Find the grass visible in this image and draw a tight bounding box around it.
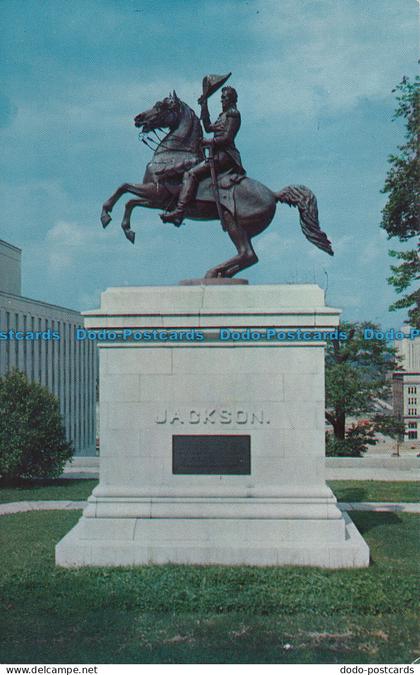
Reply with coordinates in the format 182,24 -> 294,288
327,480 -> 420,503
0,510 -> 419,663
0,479 -> 98,503
0,480 -> 419,503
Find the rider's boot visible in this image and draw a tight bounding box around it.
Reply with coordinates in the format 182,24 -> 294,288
160,171 -> 198,226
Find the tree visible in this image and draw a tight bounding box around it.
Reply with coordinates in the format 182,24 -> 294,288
325,322 -> 398,453
0,370 -> 73,481
373,413 -> 405,456
381,74 -> 420,328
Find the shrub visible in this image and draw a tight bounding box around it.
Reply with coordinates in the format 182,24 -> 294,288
0,370 -> 73,480
325,421 -> 377,457
325,434 -> 359,457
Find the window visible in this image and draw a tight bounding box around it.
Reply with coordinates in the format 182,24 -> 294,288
408,431 -> 418,439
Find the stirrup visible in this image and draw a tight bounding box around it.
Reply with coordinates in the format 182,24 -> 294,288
160,209 -> 185,227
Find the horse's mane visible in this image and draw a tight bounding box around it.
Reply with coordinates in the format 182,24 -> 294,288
153,99 -> 202,157
177,100 -> 203,147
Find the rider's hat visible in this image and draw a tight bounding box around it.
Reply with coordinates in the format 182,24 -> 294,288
201,73 -> 232,100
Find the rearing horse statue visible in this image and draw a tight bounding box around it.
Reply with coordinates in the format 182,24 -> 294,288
100,91 -> 333,278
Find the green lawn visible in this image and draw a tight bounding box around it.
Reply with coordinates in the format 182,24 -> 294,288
0,510 -> 419,663
0,479 -> 98,503
328,480 -> 420,503
1,480 -> 419,503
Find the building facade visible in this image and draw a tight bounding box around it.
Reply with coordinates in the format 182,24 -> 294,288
393,333 -> 420,444
0,239 -> 96,456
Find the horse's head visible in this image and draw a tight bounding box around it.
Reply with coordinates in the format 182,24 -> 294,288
134,91 -> 181,132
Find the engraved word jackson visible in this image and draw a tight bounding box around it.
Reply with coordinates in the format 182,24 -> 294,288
154,408 -> 270,425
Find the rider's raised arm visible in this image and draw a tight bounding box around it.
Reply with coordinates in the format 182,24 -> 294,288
212,110 -> 241,148
199,100 -> 216,133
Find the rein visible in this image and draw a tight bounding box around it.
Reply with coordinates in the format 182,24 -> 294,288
138,102 -> 201,156
138,130 -> 197,154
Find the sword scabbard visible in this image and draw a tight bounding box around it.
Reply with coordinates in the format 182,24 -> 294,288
206,146 -> 227,231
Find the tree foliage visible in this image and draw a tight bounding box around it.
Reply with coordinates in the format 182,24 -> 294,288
381,74 -> 420,327
0,370 -> 73,481
325,322 -> 398,452
373,413 -> 405,441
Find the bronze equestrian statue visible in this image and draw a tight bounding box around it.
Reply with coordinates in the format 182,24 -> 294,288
100,74 -> 333,279
161,82 -> 244,227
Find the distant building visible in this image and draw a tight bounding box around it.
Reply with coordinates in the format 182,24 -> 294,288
393,332 -> 420,443
0,238 -> 96,456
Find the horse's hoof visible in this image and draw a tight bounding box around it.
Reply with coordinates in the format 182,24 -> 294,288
124,229 -> 135,244
101,210 -> 112,228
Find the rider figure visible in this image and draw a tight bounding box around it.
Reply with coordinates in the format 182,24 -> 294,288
160,86 -> 245,226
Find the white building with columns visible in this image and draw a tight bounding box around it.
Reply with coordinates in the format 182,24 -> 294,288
0,238 -> 97,456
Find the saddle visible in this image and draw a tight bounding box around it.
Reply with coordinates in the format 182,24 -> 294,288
161,166 -> 246,217
196,168 -> 245,215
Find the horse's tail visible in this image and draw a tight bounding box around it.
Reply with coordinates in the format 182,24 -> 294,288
275,185 -> 334,256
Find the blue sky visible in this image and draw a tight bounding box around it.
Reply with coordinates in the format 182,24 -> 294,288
0,0 -> 418,326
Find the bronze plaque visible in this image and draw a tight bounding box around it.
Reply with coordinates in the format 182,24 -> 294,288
172,435 -> 250,475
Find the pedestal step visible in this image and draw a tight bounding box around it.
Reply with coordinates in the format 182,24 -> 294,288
56,512 -> 369,568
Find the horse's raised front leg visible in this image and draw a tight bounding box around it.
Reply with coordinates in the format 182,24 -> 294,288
205,212 -> 258,278
121,199 -> 144,244
120,183 -> 162,244
101,183 -> 132,228
101,182 -> 155,229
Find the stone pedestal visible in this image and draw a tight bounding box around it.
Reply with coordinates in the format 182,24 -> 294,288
56,284 -> 369,568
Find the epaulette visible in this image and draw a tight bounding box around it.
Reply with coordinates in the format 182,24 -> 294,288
226,108 -> 240,119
